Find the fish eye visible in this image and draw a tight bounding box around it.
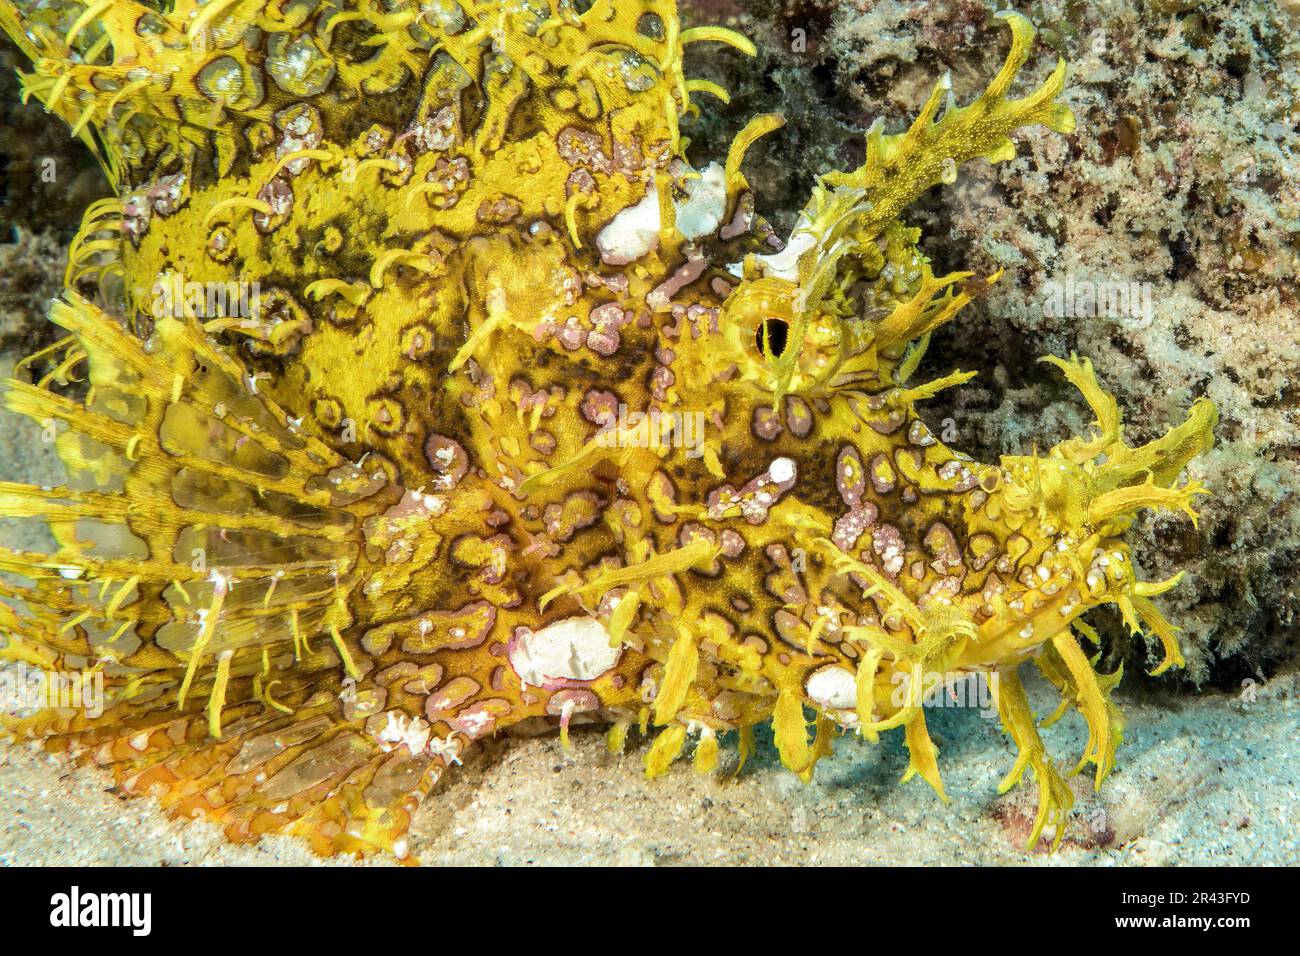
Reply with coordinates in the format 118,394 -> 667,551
755,317 -> 790,358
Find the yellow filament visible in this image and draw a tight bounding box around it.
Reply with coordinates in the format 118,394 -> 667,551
563,191 -> 585,248
369,249 -> 441,288
64,0 -> 114,48
329,625 -> 360,680
685,78 -> 730,103
177,578 -> 228,710
207,650 -> 234,739
304,278 -> 371,306
289,608 -> 303,661
724,113 -> 785,196
679,26 -> 756,56
59,609 -> 92,634
68,100 -> 98,138
188,0 -> 245,40
106,619 -> 134,646
355,157 -> 404,177
82,30 -> 111,64
105,79 -> 149,115
263,148 -> 337,184
204,196 -> 276,227
105,575 -> 139,618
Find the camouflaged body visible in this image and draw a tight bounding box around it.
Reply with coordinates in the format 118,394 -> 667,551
0,0 -> 1214,858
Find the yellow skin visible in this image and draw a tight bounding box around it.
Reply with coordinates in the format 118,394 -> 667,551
0,0 -> 1215,858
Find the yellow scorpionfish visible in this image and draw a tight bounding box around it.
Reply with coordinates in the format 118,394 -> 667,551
0,0 -> 1215,860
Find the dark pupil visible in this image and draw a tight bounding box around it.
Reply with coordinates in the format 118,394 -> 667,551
756,318 -> 789,357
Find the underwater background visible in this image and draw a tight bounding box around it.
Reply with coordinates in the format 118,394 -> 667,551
0,0 -> 1296,865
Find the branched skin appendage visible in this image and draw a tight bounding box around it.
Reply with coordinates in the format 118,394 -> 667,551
0,1 -> 1215,858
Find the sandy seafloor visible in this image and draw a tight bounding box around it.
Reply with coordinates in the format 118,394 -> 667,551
1,352 -> 1296,867
3,666 -> 1297,866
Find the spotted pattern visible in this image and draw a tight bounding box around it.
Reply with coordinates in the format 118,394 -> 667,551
0,1 -> 1214,862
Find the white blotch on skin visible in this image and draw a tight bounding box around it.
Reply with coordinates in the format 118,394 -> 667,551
596,187 -> 659,264
596,162 -> 728,264
769,456 -> 796,484
728,214 -> 818,280
805,665 -> 857,710
509,616 -> 622,687
376,711 -> 432,755
674,162 -> 727,239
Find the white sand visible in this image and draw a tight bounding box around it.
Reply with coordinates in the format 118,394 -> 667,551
2,669 -> 1296,866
